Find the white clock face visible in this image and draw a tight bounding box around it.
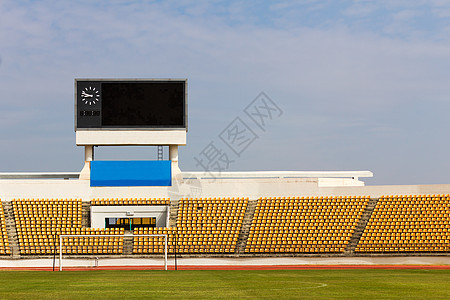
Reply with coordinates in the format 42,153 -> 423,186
81,86 -> 100,105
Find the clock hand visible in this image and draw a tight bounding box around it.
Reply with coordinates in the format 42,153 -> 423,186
82,92 -> 94,97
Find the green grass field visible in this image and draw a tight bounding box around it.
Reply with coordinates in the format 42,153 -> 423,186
0,269 -> 448,299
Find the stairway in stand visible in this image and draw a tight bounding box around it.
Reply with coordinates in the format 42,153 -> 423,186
344,197 -> 379,254
3,201 -> 20,257
123,231 -> 134,255
235,199 -> 257,255
82,201 -> 91,228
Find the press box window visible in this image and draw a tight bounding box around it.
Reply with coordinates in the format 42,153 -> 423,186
105,217 -> 156,230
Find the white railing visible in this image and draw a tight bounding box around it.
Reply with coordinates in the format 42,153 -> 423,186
0,172 -> 79,179
183,171 -> 373,180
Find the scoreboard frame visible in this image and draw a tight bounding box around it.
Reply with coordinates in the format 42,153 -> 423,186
74,78 -> 187,146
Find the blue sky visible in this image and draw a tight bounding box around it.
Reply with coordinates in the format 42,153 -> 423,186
1,0 -> 450,185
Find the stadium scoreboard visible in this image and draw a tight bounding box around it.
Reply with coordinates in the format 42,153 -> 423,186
75,79 -> 187,146
75,79 -> 186,129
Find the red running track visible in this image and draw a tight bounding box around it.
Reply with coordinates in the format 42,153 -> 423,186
0,265 -> 449,271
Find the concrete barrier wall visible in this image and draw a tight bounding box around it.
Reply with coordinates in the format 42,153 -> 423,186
0,178 -> 450,201
0,256 -> 449,268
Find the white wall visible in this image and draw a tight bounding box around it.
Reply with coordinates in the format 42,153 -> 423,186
1,177 -> 450,202
90,205 -> 169,228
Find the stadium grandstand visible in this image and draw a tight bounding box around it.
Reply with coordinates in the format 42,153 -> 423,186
0,79 -> 448,269
0,181 -> 448,268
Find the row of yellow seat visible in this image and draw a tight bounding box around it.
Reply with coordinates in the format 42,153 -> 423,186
91,198 -> 170,206
260,196 -> 367,200
19,229 -> 124,255
182,197 -> 245,201
131,198 -> 248,254
247,247 -> 345,253
4,194 -> 449,255
132,228 -> 238,254
356,195 -> 449,253
123,194 -> 446,255
176,198 -> 247,253
245,196 -> 370,253
13,199 -> 124,255
21,246 -> 123,255
357,246 -> 449,252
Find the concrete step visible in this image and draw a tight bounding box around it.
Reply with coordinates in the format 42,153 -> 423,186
123,236 -> 134,255
82,202 -> 91,228
168,200 -> 178,227
344,197 -> 379,254
235,199 -> 257,255
2,201 -> 20,258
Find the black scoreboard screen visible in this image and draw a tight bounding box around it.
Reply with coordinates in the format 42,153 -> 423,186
75,79 -> 187,129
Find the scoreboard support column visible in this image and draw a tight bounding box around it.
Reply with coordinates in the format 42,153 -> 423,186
169,145 -> 181,178
79,146 -> 94,180
74,78 -> 188,183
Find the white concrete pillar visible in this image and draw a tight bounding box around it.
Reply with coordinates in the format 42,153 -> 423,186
169,145 -> 178,162
85,146 -> 94,161
169,145 -> 181,179
79,146 -> 94,180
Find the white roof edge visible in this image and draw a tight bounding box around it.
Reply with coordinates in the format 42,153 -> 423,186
182,171 -> 373,179
0,170 -> 374,180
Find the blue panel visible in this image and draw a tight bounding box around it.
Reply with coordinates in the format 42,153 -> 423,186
90,160 -> 171,187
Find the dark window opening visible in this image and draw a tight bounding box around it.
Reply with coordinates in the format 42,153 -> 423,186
105,217 -> 156,230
